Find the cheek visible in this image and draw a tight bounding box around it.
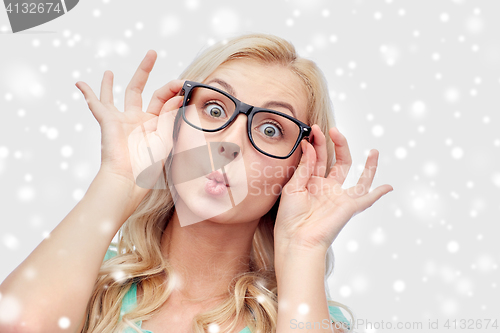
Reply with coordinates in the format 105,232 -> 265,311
246,159 -> 298,197
174,122 -> 208,153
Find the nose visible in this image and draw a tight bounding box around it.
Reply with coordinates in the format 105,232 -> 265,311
216,141 -> 240,160
213,113 -> 249,160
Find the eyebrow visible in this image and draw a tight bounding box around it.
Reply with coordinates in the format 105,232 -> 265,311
206,78 -> 236,97
205,78 -> 297,118
262,101 -> 297,119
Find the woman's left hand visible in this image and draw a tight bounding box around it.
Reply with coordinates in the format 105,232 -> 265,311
274,124 -> 394,253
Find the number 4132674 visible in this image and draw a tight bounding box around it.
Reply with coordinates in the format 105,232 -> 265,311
6,3 -> 62,14
444,319 -> 498,330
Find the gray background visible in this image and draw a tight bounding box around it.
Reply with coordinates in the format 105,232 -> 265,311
1,0 -> 499,332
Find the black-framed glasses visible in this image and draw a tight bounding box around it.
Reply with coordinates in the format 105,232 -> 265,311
178,80 -> 311,159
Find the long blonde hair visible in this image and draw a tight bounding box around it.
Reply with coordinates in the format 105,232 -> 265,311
81,33 -> 354,333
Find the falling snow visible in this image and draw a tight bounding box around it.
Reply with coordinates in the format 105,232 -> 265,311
58,317 -> 71,329
1,1 -> 498,329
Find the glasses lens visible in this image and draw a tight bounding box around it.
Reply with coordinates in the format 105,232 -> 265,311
183,86 -> 302,158
184,87 -> 236,130
251,111 -> 301,158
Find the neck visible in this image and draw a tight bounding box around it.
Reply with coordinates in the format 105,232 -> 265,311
160,201 -> 260,302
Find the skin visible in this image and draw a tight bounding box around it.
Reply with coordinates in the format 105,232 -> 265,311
171,58 -> 309,226
74,50 -> 393,333
140,59 -> 314,332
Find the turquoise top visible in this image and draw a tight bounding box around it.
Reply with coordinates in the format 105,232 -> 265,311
104,247 -> 350,332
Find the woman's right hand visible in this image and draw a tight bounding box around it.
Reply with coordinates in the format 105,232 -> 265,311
75,50 -> 184,203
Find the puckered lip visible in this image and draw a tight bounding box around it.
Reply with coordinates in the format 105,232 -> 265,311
206,170 -> 230,187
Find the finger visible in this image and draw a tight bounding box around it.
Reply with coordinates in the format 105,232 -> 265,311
75,81 -> 105,124
143,95 -> 184,135
124,49 -> 157,112
309,124 -> 328,178
145,80 -> 185,116
326,126 -> 352,184
135,95 -> 185,189
352,184 -> 394,216
353,149 -> 379,196
150,96 -> 184,157
284,140 -> 315,194
159,95 -> 184,117
100,70 -> 115,106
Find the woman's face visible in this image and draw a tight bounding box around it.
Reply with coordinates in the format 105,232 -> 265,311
170,58 -> 309,227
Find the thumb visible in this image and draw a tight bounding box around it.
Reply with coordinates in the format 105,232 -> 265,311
156,95 -> 184,142
158,95 -> 184,118
286,140 -> 315,194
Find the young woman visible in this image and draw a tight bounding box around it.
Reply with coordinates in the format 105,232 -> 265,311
0,33 -> 393,333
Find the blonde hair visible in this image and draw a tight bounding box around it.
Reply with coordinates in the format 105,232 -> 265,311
81,33 -> 354,333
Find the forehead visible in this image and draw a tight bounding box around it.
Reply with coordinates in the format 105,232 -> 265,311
202,59 -> 309,124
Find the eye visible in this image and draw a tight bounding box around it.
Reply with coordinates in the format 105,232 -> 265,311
203,101 -> 227,118
258,121 -> 284,139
